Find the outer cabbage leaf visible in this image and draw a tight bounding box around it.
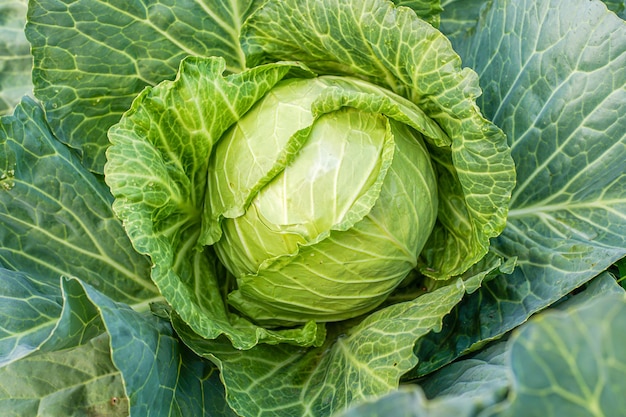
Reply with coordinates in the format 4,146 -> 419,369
26,0 -> 264,173
0,276 -> 234,417
0,0 -> 32,116
335,342 -> 508,417
337,273 -> 626,417
174,280 -> 465,417
241,0 -> 515,280
0,97 -> 160,365
438,0 -> 490,46
601,0 -> 626,18
0,268 -> 62,367
412,0 -> 626,376
105,56 -> 325,348
489,281 -> 626,417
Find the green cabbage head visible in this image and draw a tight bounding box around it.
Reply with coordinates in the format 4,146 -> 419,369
207,76 -> 438,325
104,0 -> 515,349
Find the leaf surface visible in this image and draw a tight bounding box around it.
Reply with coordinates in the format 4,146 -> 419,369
413,0 -> 626,376
0,0 -> 32,116
177,280 -> 466,417
0,276 -> 235,417
0,97 -> 157,306
0,97 -> 160,365
337,273 -> 626,417
26,0 -> 263,172
492,284 -> 626,416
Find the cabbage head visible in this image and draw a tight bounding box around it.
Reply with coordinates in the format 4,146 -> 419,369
104,0 -> 515,348
206,76 -> 439,325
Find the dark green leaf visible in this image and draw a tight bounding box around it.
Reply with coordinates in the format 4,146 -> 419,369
0,268 -> 62,366
412,0 -> 626,376
0,276 -> 236,417
26,0 -> 263,172
0,97 -> 158,307
601,0 -> 626,18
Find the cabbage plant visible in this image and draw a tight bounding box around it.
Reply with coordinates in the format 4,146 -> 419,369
1,0 -> 625,416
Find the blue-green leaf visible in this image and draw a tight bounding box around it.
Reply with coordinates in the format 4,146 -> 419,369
413,0 -> 626,376
490,287 -> 626,416
0,276 -> 235,417
0,97 -> 158,305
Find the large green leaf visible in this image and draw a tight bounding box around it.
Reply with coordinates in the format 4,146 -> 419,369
105,56 -> 325,348
335,341 -> 508,417
336,273 -> 626,417
0,97 -> 158,307
26,0 -> 263,173
0,332 -> 128,417
412,0 -> 626,376
0,268 -> 62,366
176,280 -> 466,417
490,285 -> 626,416
0,0 -> 32,116
0,276 -> 235,417
0,97 -> 161,366
241,0 -> 515,281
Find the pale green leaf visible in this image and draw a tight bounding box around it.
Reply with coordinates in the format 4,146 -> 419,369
105,56 -> 325,348
0,0 -> 32,116
242,0 -> 515,280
